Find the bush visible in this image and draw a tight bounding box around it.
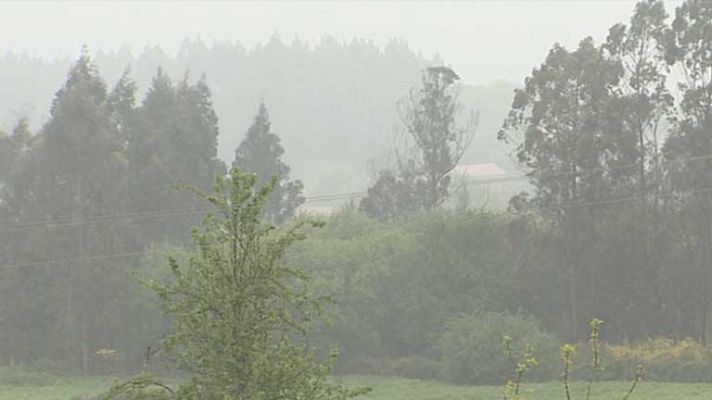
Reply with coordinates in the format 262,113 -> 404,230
598,337 -> 712,382
439,312 -> 559,385
98,374 -> 173,400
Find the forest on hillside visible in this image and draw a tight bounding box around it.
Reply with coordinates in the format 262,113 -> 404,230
0,37 -> 517,198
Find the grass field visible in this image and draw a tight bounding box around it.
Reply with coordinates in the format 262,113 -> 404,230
342,375 -> 712,400
1,372 -> 712,400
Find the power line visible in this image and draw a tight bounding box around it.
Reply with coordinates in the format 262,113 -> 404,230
5,152 -> 712,231
7,207 -> 213,232
0,250 -> 145,270
4,185 -> 712,271
4,194 -> 367,232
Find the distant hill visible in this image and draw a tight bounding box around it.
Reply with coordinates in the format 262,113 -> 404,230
0,37 -> 520,199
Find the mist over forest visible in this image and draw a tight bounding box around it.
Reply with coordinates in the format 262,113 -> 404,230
0,38 -> 518,199
3,1 -> 712,400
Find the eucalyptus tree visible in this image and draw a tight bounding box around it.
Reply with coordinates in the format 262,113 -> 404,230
605,0 -> 672,198
603,0 -> 673,338
499,37 -> 630,339
663,0 -> 712,343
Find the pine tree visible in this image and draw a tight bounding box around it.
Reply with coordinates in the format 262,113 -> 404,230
34,47 -> 128,370
107,67 -> 138,152
128,68 -> 225,243
0,119 -> 37,367
234,102 -> 304,224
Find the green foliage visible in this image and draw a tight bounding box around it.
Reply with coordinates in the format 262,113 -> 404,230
0,50 -> 228,372
358,168 -> 424,222
663,0 -> 712,344
553,320 -> 643,400
101,374 -> 173,400
499,36 -> 630,209
123,168 -> 365,400
601,337 -> 712,382
496,0 -> 712,346
111,244 -> 188,371
290,209 -> 523,367
128,67 -> 225,244
439,312 -> 559,385
502,336 -> 539,400
7,1 -> 712,385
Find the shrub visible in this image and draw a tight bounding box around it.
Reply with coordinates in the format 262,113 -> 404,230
606,337 -> 712,363
600,337 -> 712,382
99,374 -> 173,400
439,312 -> 559,385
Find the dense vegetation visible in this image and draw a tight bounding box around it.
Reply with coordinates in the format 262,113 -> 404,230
2,0 -> 712,394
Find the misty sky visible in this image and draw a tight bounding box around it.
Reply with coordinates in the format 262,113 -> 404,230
2,1 -> 684,85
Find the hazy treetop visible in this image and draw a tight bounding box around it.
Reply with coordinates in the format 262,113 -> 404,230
1,1 -> 684,85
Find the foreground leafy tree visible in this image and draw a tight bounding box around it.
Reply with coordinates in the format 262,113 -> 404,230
102,167 -> 365,400
234,103 -> 305,224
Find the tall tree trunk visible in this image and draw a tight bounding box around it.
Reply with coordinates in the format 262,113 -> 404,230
568,265 -> 579,341
65,259 -> 73,362
81,316 -> 90,372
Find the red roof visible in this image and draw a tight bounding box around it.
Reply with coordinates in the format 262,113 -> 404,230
451,163 -> 507,177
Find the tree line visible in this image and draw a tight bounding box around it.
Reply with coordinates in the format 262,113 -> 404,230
0,47 -> 302,370
499,0 -> 712,344
349,0 -> 712,347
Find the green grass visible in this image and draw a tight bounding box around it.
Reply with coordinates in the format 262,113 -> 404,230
0,375 -> 110,400
340,375 -> 712,400
1,372 -> 712,400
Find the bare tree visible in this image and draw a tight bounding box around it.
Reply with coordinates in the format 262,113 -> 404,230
398,66 -> 478,210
